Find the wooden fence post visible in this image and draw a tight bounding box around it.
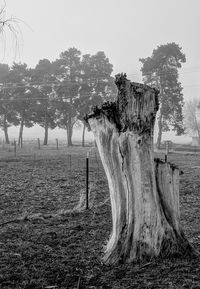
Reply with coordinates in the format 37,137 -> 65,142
56,138 -> 58,150
69,154 -> 72,172
37,138 -> 40,150
14,140 -> 16,157
86,151 -> 89,210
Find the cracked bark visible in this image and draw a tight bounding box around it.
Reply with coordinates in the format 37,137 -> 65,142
85,73 -> 196,264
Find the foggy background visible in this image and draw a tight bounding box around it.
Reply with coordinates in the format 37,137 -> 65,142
1,0 -> 200,144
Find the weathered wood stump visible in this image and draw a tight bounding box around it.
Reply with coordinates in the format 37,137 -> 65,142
85,73 -> 195,264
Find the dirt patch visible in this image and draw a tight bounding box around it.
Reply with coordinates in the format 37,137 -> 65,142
0,149 -> 199,288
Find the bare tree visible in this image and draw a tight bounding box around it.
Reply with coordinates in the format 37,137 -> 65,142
0,1 -> 24,60
184,98 -> 200,141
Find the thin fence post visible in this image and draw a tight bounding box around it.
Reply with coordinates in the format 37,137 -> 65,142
37,138 -> 40,150
14,140 -> 16,157
69,154 -> 72,172
86,151 -> 89,210
56,138 -> 58,150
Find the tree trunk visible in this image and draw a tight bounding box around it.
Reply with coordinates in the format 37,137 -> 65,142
66,119 -> 73,147
156,112 -> 163,149
43,100 -> 48,145
195,118 -> 200,144
18,119 -> 24,148
43,123 -> 48,145
66,125 -> 73,146
3,115 -> 9,144
66,96 -> 73,147
82,122 -> 86,147
85,73 -> 195,264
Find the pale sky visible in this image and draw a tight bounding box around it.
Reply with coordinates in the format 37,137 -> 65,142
1,0 -> 200,142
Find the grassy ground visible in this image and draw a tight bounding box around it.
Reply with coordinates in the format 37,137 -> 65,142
0,145 -> 200,288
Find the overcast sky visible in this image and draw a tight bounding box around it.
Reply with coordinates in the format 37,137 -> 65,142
1,0 -> 200,141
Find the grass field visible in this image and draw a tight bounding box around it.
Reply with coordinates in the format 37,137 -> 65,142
0,144 -> 200,288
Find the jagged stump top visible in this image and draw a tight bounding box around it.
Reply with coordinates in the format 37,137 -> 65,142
84,73 -> 160,135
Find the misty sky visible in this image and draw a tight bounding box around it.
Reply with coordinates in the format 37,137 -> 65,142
1,0 -> 200,142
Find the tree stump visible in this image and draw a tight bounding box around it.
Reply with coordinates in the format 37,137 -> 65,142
85,73 -> 195,264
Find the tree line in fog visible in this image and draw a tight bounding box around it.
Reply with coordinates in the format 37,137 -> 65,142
0,48 -> 117,147
0,43 -> 198,148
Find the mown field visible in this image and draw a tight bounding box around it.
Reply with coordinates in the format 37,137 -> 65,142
0,144 -> 200,289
